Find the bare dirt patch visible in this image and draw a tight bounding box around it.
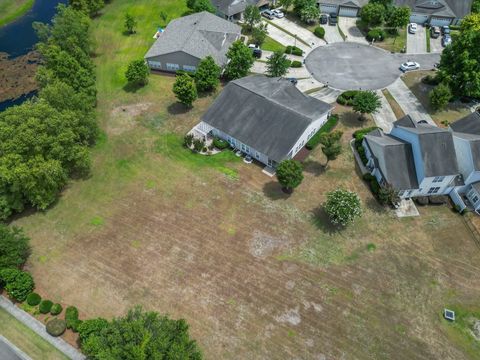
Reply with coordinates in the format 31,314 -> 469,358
0,51 -> 40,102
108,102 -> 152,135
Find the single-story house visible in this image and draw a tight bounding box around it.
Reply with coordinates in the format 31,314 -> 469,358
144,11 -> 241,73
318,0 -> 472,24
363,111 -> 480,214
212,0 -> 271,21
193,75 -> 333,169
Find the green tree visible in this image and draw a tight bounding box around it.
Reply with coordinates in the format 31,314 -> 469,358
244,5 -> 261,31
125,59 -> 150,86
251,22 -> 268,46
276,160 -> 304,193
429,83 -> 452,110
224,41 -> 254,80
69,0 -> 104,17
0,225 -> 30,270
386,6 -> 410,32
195,56 -> 221,92
324,189 -> 362,227
124,13 -> 137,34
352,91 -> 381,120
187,0 -> 215,13
266,51 -> 290,77
460,13 -> 480,31
173,74 -> 198,107
369,0 -> 393,8
299,2 -> 319,23
438,29 -> 480,99
80,307 -> 202,359
360,3 -> 385,27
78,318 -> 109,343
319,131 -> 343,167
378,184 -> 400,205
278,0 -> 293,12
0,268 -> 35,302
472,0 -> 480,13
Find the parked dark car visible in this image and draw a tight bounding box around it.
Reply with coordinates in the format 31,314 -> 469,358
252,48 -> 262,58
441,25 -> 450,35
442,34 -> 452,47
430,26 -> 440,38
261,10 -> 275,20
328,13 -> 337,25
320,14 -> 328,24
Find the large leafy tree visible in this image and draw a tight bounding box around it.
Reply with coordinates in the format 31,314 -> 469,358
319,131 -> 343,167
173,74 -> 198,107
0,225 -> 30,270
438,29 -> 480,99
224,41 -> 254,80
299,2 -> 319,23
186,0 -> 215,13
429,83 -> 452,110
69,0 -> 104,17
460,13 -> 480,31
124,13 -> 137,34
251,22 -> 268,46
386,6 -> 410,32
360,3 -> 385,27
472,0 -> 480,13
324,189 -> 362,227
195,56 -> 221,92
125,59 -> 150,86
278,0 -> 293,12
276,160 -> 304,193
80,307 -> 202,359
244,5 -> 261,31
352,91 -> 381,120
266,51 -> 290,77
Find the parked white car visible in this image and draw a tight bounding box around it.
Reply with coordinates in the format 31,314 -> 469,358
272,9 -> 284,18
400,61 -> 420,72
408,23 -> 418,34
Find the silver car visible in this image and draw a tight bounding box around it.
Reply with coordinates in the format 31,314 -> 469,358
400,61 -> 420,72
272,9 -> 284,18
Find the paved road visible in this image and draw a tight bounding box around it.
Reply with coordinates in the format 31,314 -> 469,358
407,25 -> 427,54
387,78 -> 434,124
0,336 -> 30,360
430,35 -> 443,53
373,90 -> 397,132
305,42 -> 440,90
338,17 -> 368,44
323,23 -> 343,43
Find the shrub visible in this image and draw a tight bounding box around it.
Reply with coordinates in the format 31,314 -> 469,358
324,189 -> 362,226
285,45 -> 303,56
362,173 -> 375,182
276,160 -> 304,193
26,292 -> 41,306
46,319 -> 67,337
336,90 -> 361,106
0,268 -> 34,302
357,146 -> 367,165
65,306 -> 81,332
366,28 -> 385,42
192,138 -> 204,152
306,115 -> 339,150
314,26 -> 325,38
0,225 -> 30,269
353,126 -> 379,146
290,60 -> 302,68
213,137 -> 229,150
78,318 -> 109,343
422,75 -> 440,85
39,300 -> 53,314
183,134 -> 194,148
51,303 -> 63,316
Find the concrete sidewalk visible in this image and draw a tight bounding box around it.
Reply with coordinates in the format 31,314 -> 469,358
273,17 -> 324,49
373,90 -> 397,132
264,20 -> 310,53
251,61 -> 311,78
0,296 -> 85,360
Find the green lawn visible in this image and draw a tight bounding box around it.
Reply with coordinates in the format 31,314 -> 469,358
0,0 -> 34,27
0,308 -> 69,360
356,20 -> 407,53
261,35 -> 286,52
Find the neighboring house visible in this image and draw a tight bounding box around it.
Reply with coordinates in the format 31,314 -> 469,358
211,0 -> 270,21
144,11 -> 241,73
363,112 -> 480,214
193,75 -> 333,169
318,0 -> 472,24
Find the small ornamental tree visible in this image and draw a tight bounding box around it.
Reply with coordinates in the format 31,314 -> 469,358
352,91 -> 381,121
429,83 -> 452,110
319,131 -> 343,167
195,56 -> 221,92
461,13 -> 480,31
299,2 -> 319,24
276,160 -> 304,193
0,268 -> 35,302
0,225 -> 30,269
251,23 -> 268,46
125,59 -> 149,86
386,6 -> 410,33
360,3 -> 385,27
173,74 -> 198,107
244,5 -> 261,31
224,41 -> 254,80
124,13 -> 137,34
266,51 -> 290,78
324,189 -> 362,227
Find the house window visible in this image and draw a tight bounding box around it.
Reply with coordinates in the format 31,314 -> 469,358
473,196 -> 479,204
433,176 -> 445,183
148,60 -> 161,68
427,187 -> 441,194
183,65 -> 196,72
255,151 -> 260,159
166,63 -> 180,71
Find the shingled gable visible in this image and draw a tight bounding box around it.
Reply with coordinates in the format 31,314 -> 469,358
201,76 -> 333,162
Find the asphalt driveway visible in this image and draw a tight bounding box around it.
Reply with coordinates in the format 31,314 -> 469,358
305,42 -> 440,90
323,23 -> 343,43
406,25 -> 427,54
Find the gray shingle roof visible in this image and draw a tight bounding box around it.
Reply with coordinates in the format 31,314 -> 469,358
394,0 -> 463,18
449,111 -> 480,135
144,12 -> 241,66
319,0 -> 367,7
212,0 -> 257,16
394,119 -> 459,177
201,75 -> 333,162
364,130 -> 419,190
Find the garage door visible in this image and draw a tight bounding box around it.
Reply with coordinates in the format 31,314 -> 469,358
430,16 -> 452,27
338,6 -> 358,17
410,13 -> 428,24
319,3 -> 338,14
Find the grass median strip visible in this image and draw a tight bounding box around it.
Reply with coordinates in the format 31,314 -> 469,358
264,20 -> 310,47
426,29 -> 431,52
382,88 -> 405,119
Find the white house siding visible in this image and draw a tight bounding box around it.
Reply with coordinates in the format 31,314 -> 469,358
319,3 -> 338,14
450,188 -> 467,212
413,175 -> 457,197
429,16 -> 453,27
338,6 -> 359,17
290,114 -> 329,158
409,13 -> 429,24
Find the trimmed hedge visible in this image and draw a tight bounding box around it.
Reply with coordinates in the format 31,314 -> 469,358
51,303 -> 63,316
362,173 -> 381,197
65,306 -> 81,332
353,127 -> 379,165
0,268 -> 34,302
212,137 -> 229,150
367,28 -> 385,42
285,45 -> 303,56
290,60 -> 302,68
46,319 -> 67,337
305,114 -> 339,150
314,26 -> 325,38
26,292 -> 41,306
39,300 -> 53,314
337,90 -> 361,106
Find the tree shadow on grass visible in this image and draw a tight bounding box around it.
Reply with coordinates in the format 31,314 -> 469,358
365,197 -> 386,214
340,110 -> 367,128
263,181 -> 290,200
123,82 -> 144,93
311,206 -> 343,235
167,102 -> 191,115
303,159 -> 326,177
